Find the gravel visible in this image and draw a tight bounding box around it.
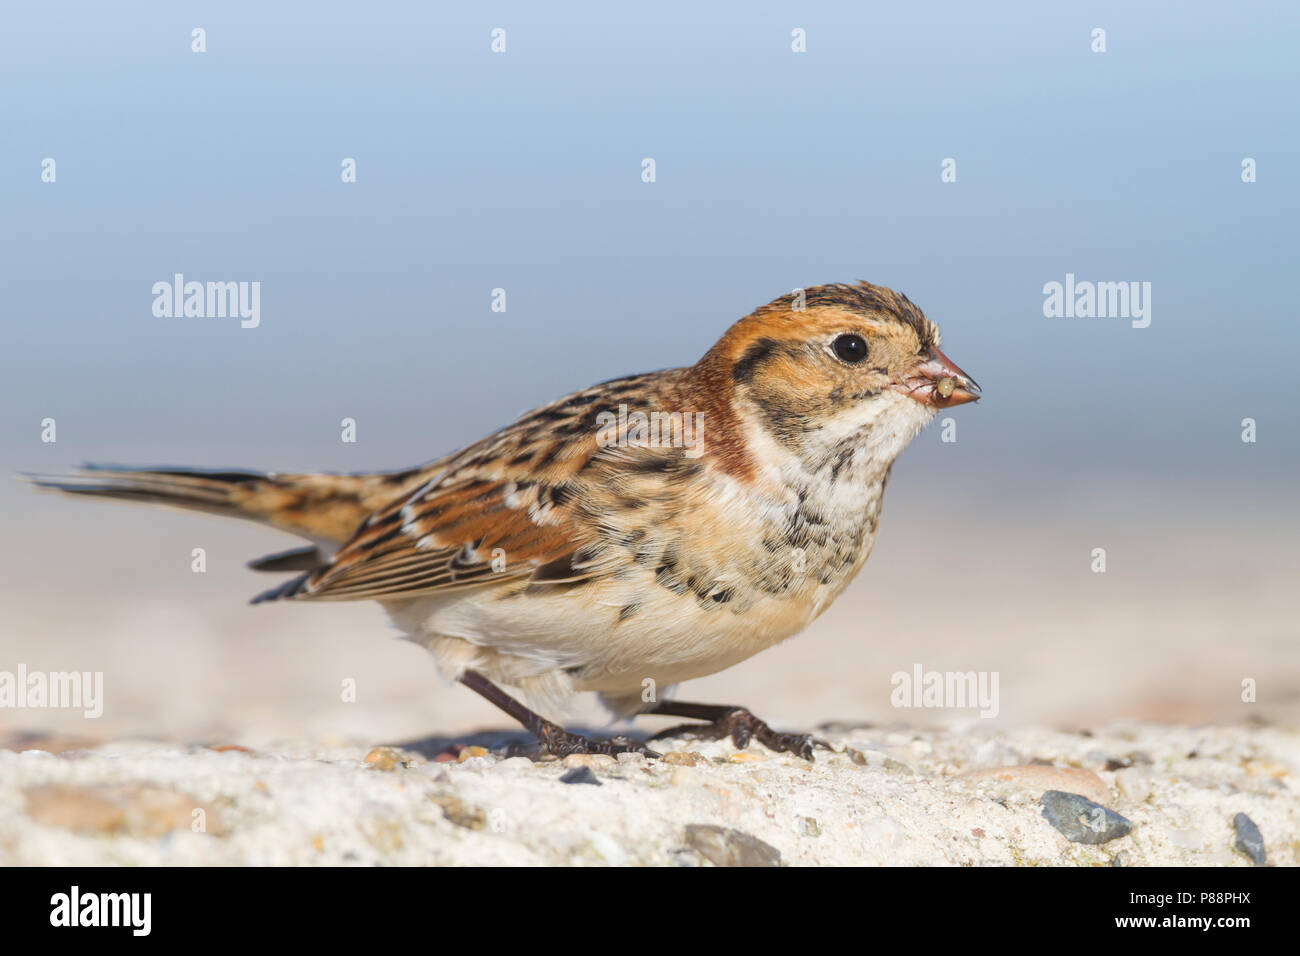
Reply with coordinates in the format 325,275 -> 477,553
1,722 -> 1295,866
1040,790 -> 1133,844
1232,811 -> 1267,865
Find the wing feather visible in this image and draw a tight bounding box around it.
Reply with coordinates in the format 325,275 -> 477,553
294,414 -> 615,601
268,369 -> 690,603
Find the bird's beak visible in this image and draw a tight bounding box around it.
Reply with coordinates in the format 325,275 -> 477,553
891,346 -> 981,407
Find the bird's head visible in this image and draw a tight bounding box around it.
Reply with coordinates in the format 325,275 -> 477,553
692,281 -> 979,474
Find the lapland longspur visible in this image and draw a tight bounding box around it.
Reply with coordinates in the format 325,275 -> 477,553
31,281 -> 979,759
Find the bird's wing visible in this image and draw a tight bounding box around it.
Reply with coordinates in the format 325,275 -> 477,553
269,372 -> 673,603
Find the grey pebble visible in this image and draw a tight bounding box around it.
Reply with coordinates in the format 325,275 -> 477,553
685,824 -> 781,867
1041,790 -> 1133,844
559,766 -> 602,786
796,815 -> 822,837
1232,812 -> 1266,865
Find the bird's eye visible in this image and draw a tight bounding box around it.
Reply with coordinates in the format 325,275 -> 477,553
832,333 -> 869,364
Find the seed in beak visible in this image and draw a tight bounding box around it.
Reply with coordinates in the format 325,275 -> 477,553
936,377 -> 955,399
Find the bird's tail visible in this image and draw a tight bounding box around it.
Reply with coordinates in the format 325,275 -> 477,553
24,463 -> 427,549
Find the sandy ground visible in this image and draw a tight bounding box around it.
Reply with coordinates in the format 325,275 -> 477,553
2,722 -> 1294,866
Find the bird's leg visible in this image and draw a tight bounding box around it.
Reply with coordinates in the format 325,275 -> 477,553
458,670 -> 659,759
644,700 -> 828,761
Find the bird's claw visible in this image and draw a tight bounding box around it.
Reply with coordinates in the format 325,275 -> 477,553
650,706 -> 827,762
538,726 -> 660,759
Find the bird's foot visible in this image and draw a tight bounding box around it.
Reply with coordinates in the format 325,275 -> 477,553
536,723 -> 660,759
457,669 -> 661,760
649,706 -> 828,761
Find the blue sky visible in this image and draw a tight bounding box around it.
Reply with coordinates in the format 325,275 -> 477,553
2,1 -> 1297,496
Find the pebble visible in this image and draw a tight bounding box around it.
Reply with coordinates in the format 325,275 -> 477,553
616,752 -> 647,768
1040,790 -> 1133,844
727,751 -> 766,763
795,815 -> 821,837
363,747 -> 406,771
429,792 -> 486,830
559,766 -> 602,786
457,746 -> 490,763
849,747 -> 914,774
1232,812 -> 1266,865
684,824 -> 781,867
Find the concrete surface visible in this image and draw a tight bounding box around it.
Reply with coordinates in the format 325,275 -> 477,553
2,721 -> 1294,866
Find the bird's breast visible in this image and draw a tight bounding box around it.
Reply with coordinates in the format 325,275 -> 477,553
387,446 -> 893,695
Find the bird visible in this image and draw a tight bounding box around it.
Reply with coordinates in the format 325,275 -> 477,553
28,281 -> 979,760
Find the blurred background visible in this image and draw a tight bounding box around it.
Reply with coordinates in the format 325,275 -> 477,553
1,1 -> 1296,745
